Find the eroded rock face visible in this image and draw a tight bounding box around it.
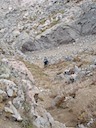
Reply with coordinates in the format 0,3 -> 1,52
21,27 -> 75,52
74,6 -> 96,35
20,1 -> 96,53
0,0 -> 96,55
0,58 -> 66,128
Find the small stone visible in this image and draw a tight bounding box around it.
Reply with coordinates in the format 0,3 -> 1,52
89,65 -> 96,70
64,69 -> 70,75
78,124 -> 87,128
51,94 -> 65,107
64,56 -> 73,61
7,88 -> 13,97
13,30 -> 20,37
74,65 -> 81,74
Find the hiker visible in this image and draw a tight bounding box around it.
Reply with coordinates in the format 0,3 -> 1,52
43,57 -> 49,67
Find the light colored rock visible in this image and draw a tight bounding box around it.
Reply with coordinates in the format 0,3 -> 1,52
23,12 -> 29,19
7,88 -> 13,97
13,97 -> 22,109
87,118 -> 94,126
56,13 -> 62,21
13,30 -> 20,37
0,90 -> 5,94
0,79 -> 17,89
0,89 -> 7,102
4,106 -> 14,114
0,28 -> 6,33
74,65 -> 81,74
8,101 -> 23,121
78,124 -> 87,128
65,73 -> 78,83
0,79 -> 17,98
8,60 -> 35,83
18,23 -> 24,31
44,19 -> 51,26
52,94 -> 65,107
89,64 -> 96,70
13,88 -> 25,109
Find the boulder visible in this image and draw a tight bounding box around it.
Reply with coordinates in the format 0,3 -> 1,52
21,40 -> 37,53
5,101 -> 22,121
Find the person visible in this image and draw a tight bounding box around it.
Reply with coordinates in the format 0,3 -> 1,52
43,57 -> 49,67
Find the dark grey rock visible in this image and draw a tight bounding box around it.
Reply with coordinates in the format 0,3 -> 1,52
74,6 -> 96,36
21,40 -> 37,53
21,27 -> 75,52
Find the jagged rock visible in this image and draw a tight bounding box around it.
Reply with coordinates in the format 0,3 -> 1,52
69,73 -> 78,83
0,89 -> 7,102
56,13 -> 63,21
74,3 -> 96,36
13,88 -> 25,109
22,79 -> 66,128
87,118 -> 94,126
12,29 -> 20,37
0,79 -> 17,97
21,26 -> 75,52
8,60 -> 35,83
4,106 -> 14,114
64,66 -> 79,83
5,101 -> 23,121
13,97 -> 22,109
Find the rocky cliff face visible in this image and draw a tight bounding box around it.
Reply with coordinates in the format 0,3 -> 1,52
0,0 -> 96,128
0,0 -> 96,54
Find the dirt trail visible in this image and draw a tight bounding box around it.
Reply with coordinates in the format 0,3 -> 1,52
22,38 -> 96,127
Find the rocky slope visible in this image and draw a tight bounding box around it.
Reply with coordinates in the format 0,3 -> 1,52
0,0 -> 96,128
